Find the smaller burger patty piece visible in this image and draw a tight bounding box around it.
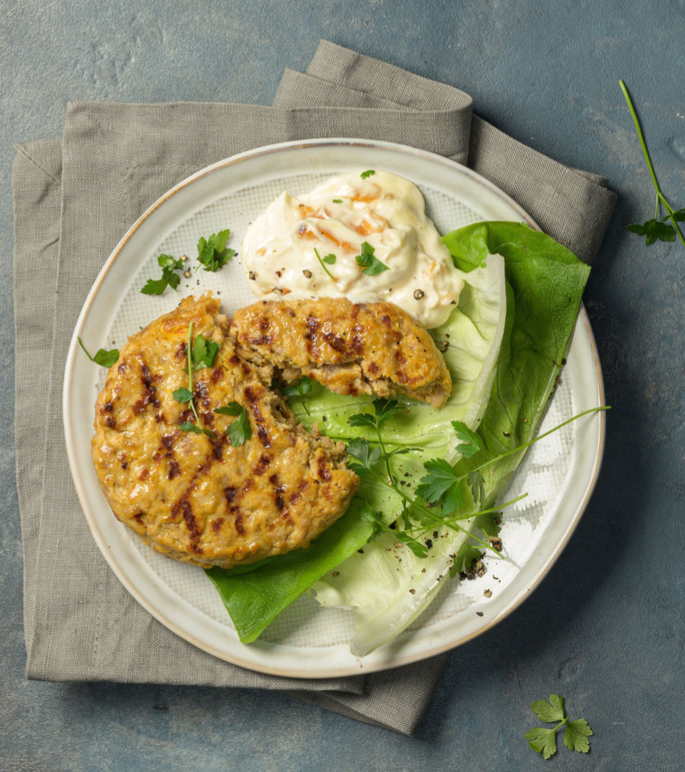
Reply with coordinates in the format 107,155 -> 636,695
229,297 -> 452,408
91,294 -> 359,569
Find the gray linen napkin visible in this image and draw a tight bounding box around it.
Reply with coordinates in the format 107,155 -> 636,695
12,41 -> 616,736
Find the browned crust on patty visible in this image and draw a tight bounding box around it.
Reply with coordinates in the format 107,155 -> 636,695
91,294 -> 359,569
228,297 -> 452,408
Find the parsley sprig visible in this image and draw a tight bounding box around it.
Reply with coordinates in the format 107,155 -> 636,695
172,322 -> 219,437
141,254 -> 185,296
78,337 -> 120,368
347,400 -> 512,558
314,248 -> 338,282
620,80 -> 685,251
355,241 -> 389,276
348,402 -> 609,561
526,694 -> 593,759
197,230 -> 235,272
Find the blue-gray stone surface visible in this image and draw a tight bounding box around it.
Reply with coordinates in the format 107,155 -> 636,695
2,1 -> 684,769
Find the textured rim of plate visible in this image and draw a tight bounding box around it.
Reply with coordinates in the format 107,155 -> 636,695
64,138 -> 606,678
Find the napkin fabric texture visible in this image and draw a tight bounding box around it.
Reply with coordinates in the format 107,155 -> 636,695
12,41 -> 617,736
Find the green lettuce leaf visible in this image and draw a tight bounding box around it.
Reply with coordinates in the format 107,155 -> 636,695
312,222 -> 590,655
444,222 -> 591,502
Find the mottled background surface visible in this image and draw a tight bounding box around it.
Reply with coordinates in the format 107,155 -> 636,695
2,1 -> 684,769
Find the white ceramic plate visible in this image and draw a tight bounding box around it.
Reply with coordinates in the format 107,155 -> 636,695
64,139 -> 605,678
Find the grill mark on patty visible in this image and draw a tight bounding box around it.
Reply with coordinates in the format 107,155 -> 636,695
178,408 -> 194,424
175,341 -> 187,360
196,380 -> 211,410
305,315 -> 320,357
244,385 -> 271,448
133,361 -> 161,414
317,454 -> 332,482
169,494 -> 202,553
181,501 -> 203,553
167,459 -> 181,479
223,487 -> 245,535
211,517 -> 224,533
322,331 -> 348,353
211,438 -> 223,461
256,426 -> 270,447
253,455 -> 271,475
351,322 -> 364,355
269,473 -> 286,511
290,479 -> 310,506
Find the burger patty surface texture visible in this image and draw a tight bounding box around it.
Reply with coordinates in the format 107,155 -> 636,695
92,295 -> 359,569
229,297 -> 452,408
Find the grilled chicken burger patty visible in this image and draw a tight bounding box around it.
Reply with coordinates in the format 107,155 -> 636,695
92,295 -> 359,569
229,297 -> 452,408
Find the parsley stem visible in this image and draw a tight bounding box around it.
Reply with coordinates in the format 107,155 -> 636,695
620,80 -> 685,250
465,406 -> 609,481
365,465 -> 499,555
77,336 -> 95,362
186,322 -> 202,426
416,493 -> 528,537
375,425 -> 395,486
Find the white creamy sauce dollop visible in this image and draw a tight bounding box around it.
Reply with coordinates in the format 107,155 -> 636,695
241,170 -> 464,328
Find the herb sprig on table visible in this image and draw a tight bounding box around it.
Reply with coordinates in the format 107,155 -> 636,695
526,694 -> 593,759
620,80 -> 685,251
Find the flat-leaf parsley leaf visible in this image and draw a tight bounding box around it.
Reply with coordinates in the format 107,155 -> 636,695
191,334 -> 220,370
141,254 -> 185,295
197,229 -> 235,272
214,401 -> 252,446
355,241 -> 389,276
360,170 -> 376,179
526,694 -> 593,759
